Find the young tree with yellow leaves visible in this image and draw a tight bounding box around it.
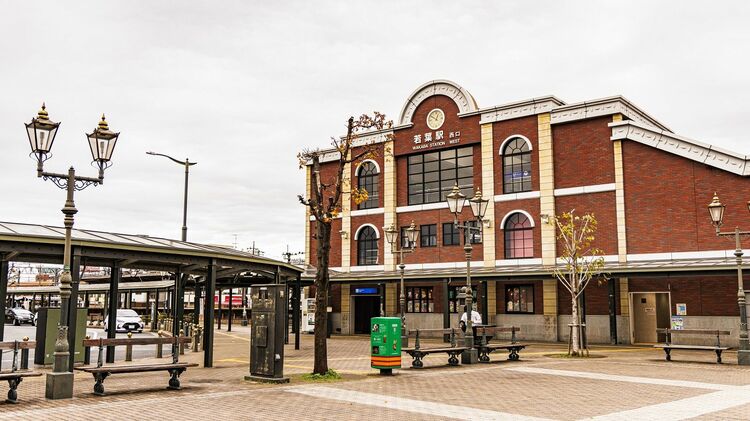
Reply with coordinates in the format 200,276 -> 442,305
550,211 -> 607,356
298,113 -> 392,374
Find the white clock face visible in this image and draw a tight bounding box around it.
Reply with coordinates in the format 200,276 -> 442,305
426,108 -> 445,130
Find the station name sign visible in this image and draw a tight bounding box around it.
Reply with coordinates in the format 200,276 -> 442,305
412,130 -> 462,151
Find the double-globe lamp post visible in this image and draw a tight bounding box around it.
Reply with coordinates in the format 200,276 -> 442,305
383,221 -> 419,347
707,193 -> 750,365
25,104 -> 120,399
445,183 -> 489,365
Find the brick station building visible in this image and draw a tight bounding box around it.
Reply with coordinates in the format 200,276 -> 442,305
303,79 -> 750,346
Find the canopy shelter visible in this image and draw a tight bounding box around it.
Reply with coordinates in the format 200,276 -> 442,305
0,221 -> 303,368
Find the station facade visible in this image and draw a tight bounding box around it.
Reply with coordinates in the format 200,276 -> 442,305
304,80 -> 750,346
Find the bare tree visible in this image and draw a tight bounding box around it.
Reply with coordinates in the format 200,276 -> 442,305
550,211 -> 606,356
298,113 -> 391,374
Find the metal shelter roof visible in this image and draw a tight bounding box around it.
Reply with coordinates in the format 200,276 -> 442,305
0,221 -> 302,283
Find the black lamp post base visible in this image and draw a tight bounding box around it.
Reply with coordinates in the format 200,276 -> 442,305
461,348 -> 478,364
738,349 -> 750,366
45,372 -> 74,400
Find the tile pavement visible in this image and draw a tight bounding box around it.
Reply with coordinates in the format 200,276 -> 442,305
0,327 -> 749,420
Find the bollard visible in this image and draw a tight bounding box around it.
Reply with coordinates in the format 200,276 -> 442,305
157,330 -> 164,358
84,335 -> 91,365
21,337 -> 30,370
192,324 -> 199,352
179,329 -> 185,355
125,332 -> 133,362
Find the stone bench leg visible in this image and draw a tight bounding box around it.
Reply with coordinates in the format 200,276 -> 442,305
168,368 -> 185,389
6,377 -> 21,404
715,350 -> 723,364
92,372 -> 110,396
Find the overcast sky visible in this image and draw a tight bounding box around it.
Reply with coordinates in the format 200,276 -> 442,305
1,1 -> 749,262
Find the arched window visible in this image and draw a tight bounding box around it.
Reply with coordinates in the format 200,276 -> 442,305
502,137 -> 532,193
357,161 -> 379,209
357,226 -> 378,265
504,213 -> 533,259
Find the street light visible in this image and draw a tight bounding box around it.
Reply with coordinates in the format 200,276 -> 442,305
707,193 -> 750,365
383,221 -> 418,347
145,151 -> 197,242
25,104 -> 120,399
446,184 -> 489,364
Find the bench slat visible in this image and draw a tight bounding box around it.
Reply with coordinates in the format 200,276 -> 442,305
654,345 -> 730,350
403,347 -> 468,353
0,341 -> 36,350
76,363 -> 198,374
0,371 -> 42,379
656,329 -> 731,335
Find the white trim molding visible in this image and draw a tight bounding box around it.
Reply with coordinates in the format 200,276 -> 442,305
349,265 -> 385,272
554,183 -> 616,197
350,208 -> 385,217
353,223 -> 380,240
499,134 -> 533,154
478,96 -> 564,125
494,191 -> 540,202
396,202 -> 448,213
626,249 -> 750,262
499,209 -> 536,228
495,258 -> 543,267
551,96 -> 671,132
354,159 -> 381,175
398,80 -> 478,126
407,261 -> 485,270
610,120 -> 750,176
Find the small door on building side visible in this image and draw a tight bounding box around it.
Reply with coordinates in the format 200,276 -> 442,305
632,292 -> 670,343
353,295 -> 381,334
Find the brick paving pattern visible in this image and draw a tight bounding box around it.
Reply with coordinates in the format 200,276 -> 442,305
1,326 -> 749,420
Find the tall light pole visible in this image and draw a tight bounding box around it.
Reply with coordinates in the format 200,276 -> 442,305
707,193 -> 750,365
383,221 -> 418,347
146,151 -> 197,242
25,104 -> 120,399
445,184 -> 489,365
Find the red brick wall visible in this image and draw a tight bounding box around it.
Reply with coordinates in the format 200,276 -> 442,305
350,214 -> 385,266
397,209 -> 484,263
553,117 -> 615,189
556,279 -> 611,315
628,276 -> 743,316
554,191 -> 618,256
494,199 -> 541,260
308,218 -> 342,268
623,141 -> 750,254
493,115 -> 540,194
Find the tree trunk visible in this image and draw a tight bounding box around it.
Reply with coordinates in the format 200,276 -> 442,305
570,293 -> 580,356
313,220 -> 332,374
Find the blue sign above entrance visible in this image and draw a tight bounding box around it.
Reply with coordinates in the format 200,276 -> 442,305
354,287 -> 379,295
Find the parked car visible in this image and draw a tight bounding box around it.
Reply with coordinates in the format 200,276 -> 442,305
103,309 -> 144,333
5,308 -> 35,326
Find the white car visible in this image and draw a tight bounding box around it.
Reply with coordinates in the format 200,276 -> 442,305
104,309 -> 145,333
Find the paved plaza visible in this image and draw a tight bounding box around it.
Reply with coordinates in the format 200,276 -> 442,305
1,326 -> 749,420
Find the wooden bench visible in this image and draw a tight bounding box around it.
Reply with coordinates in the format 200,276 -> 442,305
0,339 -> 41,404
76,335 -> 196,395
402,328 -> 468,368
476,326 -> 526,362
653,329 -> 731,363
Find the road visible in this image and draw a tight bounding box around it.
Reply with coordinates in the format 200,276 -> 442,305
1,324 -> 173,369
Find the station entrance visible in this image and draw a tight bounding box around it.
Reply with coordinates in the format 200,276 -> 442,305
353,295 -> 381,334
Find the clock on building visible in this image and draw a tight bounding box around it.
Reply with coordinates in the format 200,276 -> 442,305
426,108 -> 445,130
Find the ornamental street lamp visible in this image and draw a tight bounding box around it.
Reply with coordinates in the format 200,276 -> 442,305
145,151 -> 197,242
707,193 -> 750,365
383,221 -> 418,347
25,104 -> 120,399
446,183 -> 489,364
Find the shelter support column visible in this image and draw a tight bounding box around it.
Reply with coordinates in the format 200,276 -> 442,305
385,283 -> 397,316
67,248 -> 81,372
480,123 -> 496,267
486,281 -> 496,323
619,278 -> 630,344
203,260 -> 217,367
0,259 -> 8,343
340,283 -> 350,335
443,279 -> 450,343
228,288 -> 233,332
106,261 -> 121,363
294,274 -> 301,350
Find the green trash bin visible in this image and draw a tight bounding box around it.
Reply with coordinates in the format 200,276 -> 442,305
370,317 -> 401,374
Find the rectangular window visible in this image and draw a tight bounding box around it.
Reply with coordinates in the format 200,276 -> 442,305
408,146 -> 474,205
420,224 -> 437,247
448,286 -> 478,313
504,284 -> 534,314
442,223 -> 459,246
406,287 -> 434,313
465,220 -> 482,244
